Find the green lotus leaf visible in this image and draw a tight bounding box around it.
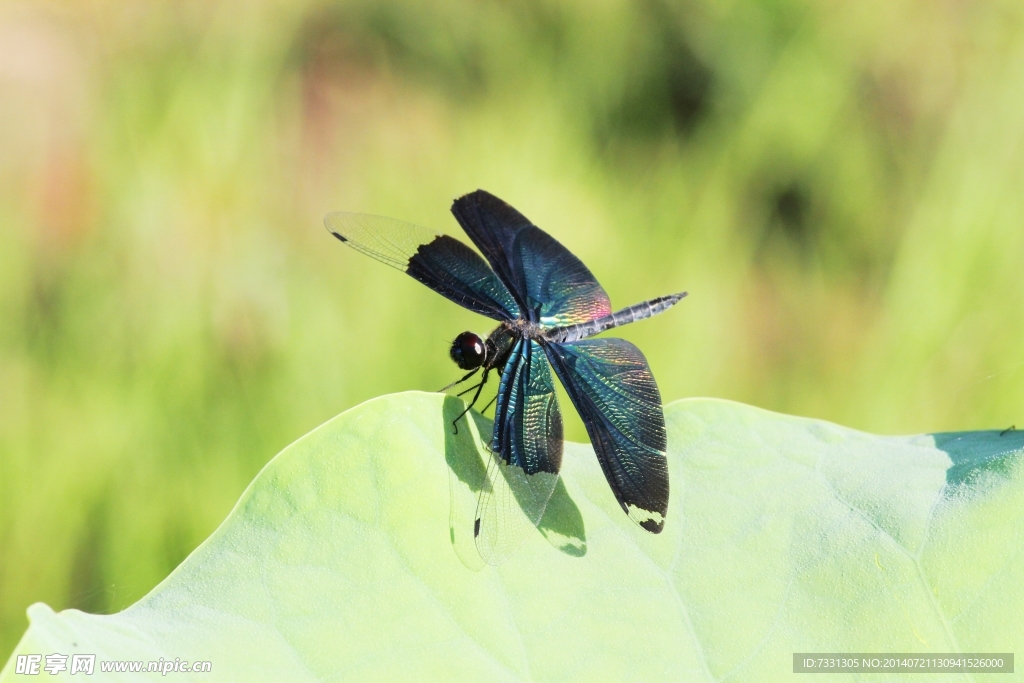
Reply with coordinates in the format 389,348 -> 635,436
3,392 -> 1022,681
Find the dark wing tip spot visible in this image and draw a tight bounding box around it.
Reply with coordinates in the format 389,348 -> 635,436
640,518 -> 665,534
474,518 -> 482,537
453,188 -> 503,213
331,232 -> 347,243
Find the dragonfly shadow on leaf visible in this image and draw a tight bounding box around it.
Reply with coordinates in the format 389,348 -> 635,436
443,394 -> 586,569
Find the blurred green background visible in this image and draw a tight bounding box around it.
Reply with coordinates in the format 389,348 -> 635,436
2,0 -> 1023,660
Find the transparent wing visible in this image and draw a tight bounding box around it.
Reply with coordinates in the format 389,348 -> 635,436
475,340 -> 563,564
325,212 -> 520,321
544,338 -> 669,532
450,190 -> 612,326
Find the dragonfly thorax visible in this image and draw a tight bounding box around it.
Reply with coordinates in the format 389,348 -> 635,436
450,332 -> 487,370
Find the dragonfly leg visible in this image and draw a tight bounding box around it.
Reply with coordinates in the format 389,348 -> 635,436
451,369 -> 489,434
455,380 -> 484,397
439,368 -> 480,393
479,393 -> 497,415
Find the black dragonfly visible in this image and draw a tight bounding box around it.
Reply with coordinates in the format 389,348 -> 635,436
325,190 -> 686,563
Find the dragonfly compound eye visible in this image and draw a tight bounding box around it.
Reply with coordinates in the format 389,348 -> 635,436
450,332 -> 486,370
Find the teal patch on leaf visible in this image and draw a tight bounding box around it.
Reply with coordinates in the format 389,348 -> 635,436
933,429 -> 1024,489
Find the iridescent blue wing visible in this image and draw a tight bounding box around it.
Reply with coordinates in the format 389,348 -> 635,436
544,338 -> 669,532
475,339 -> 563,564
325,212 -> 520,321
450,190 -> 612,327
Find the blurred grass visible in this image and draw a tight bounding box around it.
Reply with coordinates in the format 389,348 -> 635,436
1,0 -> 1023,661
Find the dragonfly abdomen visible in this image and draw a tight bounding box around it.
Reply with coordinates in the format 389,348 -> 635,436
544,291 -> 687,343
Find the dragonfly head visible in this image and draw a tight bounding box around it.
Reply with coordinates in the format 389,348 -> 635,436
450,332 -> 487,370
